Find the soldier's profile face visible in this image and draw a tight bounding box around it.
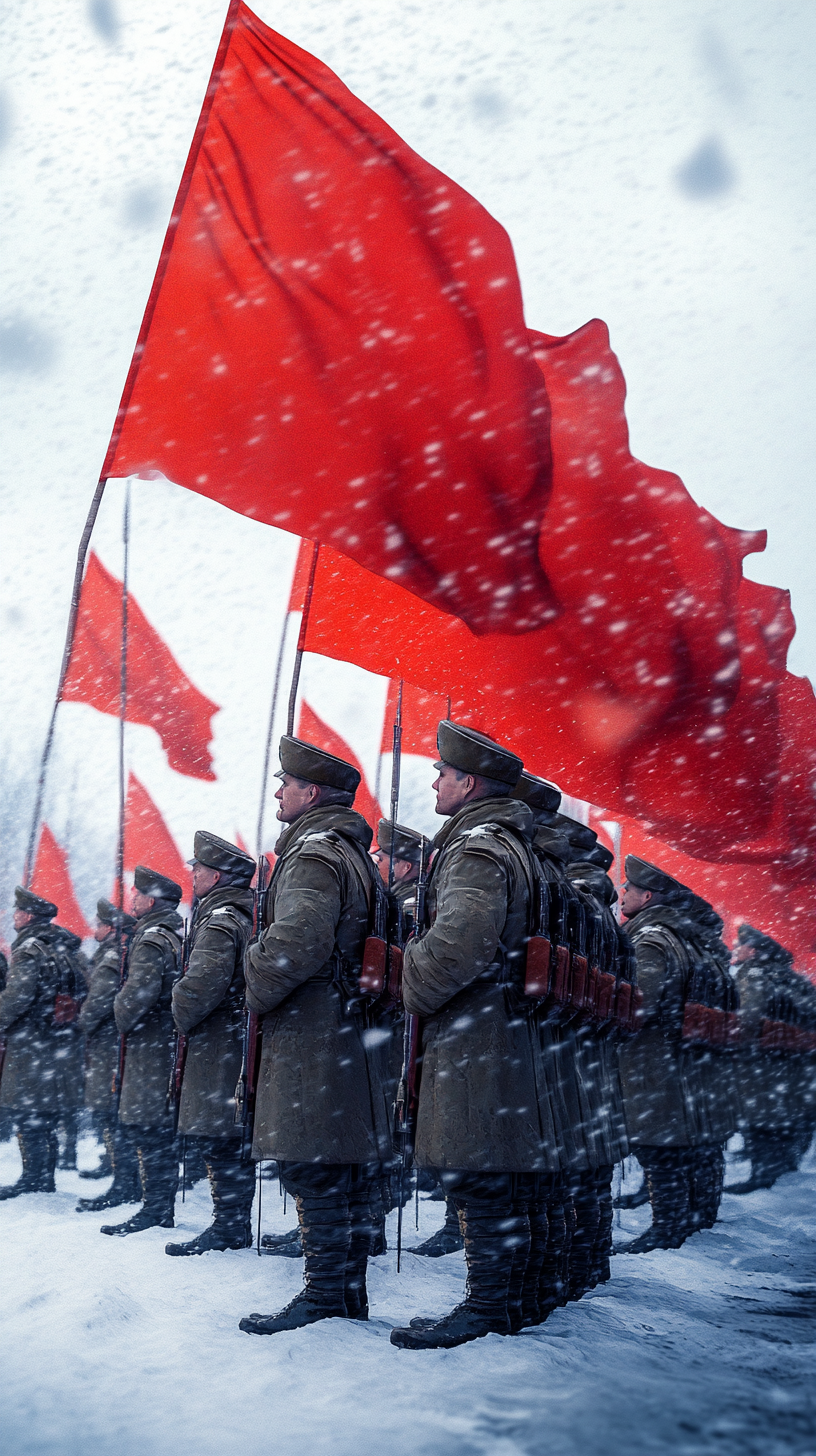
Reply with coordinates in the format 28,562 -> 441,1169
433,762 -> 473,816
192,862 -> 220,899
94,919 -> 113,943
732,941 -> 754,965
131,888 -> 155,919
275,773 -> 319,823
620,881 -> 651,918
12,909 -> 34,932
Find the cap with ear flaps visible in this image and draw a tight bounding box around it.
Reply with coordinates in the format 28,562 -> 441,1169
277,736 -> 360,795
513,772 -> 561,813
14,886 -> 57,920
624,855 -> 688,901
133,865 -> 182,904
189,830 -> 255,884
377,818 -> 425,863
435,720 -> 522,787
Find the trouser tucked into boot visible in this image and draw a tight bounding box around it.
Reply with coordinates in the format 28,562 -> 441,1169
0,1113 -> 58,1199
391,1170 -> 530,1348
688,1143 -> 724,1231
101,1124 -> 178,1235
166,1138 -> 255,1255
239,1161 -> 377,1335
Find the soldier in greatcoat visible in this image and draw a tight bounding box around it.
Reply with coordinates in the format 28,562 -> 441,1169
616,856 -> 736,1253
730,923 -> 816,1192
101,865 -> 183,1236
75,899 -> 141,1212
239,737 -> 392,1336
165,831 -> 256,1255
391,724 -> 560,1351
0,887 -> 85,1198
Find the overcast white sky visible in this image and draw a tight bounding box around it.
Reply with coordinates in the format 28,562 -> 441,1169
0,1 -> 813,921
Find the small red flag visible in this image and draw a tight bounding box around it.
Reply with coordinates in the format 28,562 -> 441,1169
61,552 -> 219,781
117,772 -> 191,906
296,700 -> 382,836
30,826 -> 91,940
102,4 -> 554,635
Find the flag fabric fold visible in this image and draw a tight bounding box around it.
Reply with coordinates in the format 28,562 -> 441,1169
296,700 -> 382,836
61,552 -> 219,781
116,772 -> 191,905
102,3 -> 554,635
30,826 -> 91,941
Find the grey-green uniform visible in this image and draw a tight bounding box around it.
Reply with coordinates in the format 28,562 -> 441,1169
165,831 -> 256,1257
75,899 -> 141,1213
239,737 -> 391,1337
0,887 -> 85,1198
617,856 -> 736,1253
730,923 -> 816,1192
101,866 -> 182,1237
392,724 -> 550,1351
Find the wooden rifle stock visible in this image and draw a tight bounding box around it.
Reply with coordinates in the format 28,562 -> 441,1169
236,856 -> 269,1157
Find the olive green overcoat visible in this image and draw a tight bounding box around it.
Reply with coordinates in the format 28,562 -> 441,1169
245,805 -> 391,1165
78,935 -> 126,1111
0,922 -> 85,1114
403,797 -> 559,1173
115,906 -> 182,1128
173,885 -> 253,1139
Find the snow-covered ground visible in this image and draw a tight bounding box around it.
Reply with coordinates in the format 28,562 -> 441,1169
2,1134 -> 814,1456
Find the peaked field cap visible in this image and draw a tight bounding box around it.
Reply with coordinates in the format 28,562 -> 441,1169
584,843 -> 615,872
14,885 -> 57,919
97,898 -> 137,933
737,922 -> 793,965
436,720 -> 522,786
513,772 -> 562,812
377,818 -> 424,860
190,830 -> 255,881
624,854 -> 686,898
133,865 -> 182,904
278,736 -> 360,794
552,814 -> 597,854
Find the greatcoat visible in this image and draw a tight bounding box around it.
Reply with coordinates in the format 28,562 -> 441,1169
78,934 -> 127,1112
114,906 -> 182,1128
0,921 -> 85,1115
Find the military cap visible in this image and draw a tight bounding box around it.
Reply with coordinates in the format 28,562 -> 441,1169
513,772 -> 562,813
14,885 -> 57,919
377,818 -> 425,863
435,720 -> 522,787
583,842 -> 614,872
133,864 -> 182,904
189,830 -> 255,884
96,898 -> 137,933
569,863 -> 618,906
552,814 -> 598,854
624,855 -> 688,901
277,736 -> 360,795
737,922 -> 794,967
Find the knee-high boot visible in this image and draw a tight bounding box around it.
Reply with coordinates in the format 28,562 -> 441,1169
590,1164 -> 614,1286
391,1199 -> 519,1349
567,1170 -> 601,1300
619,1146 -> 691,1253
240,1189 -> 350,1335
0,1117 -> 57,1198
77,1121 -> 141,1211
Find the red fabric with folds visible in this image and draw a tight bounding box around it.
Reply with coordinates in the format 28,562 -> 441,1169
381,679 -> 450,757
61,553 -> 219,781
102,3 -> 554,635
117,773 -> 191,907
296,700 -> 382,835
30,826 -> 91,941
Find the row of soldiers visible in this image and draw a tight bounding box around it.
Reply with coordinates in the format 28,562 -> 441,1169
1,721 -> 815,1350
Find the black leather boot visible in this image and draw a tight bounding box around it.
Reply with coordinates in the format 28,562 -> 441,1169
260,1226 -> 303,1256
101,1127 -> 177,1235
688,1144 -> 724,1231
567,1171 -> 601,1300
0,1121 -> 57,1199
240,1191 -> 350,1335
345,1177 -> 377,1319
57,1111 -> 79,1171
588,1165 -> 614,1287
538,1188 -> 568,1318
166,1143 -> 254,1255
618,1147 -> 690,1253
410,1196 -> 464,1256
392,1200 -> 516,1349
77,1124 -> 141,1212
520,1194 -> 549,1328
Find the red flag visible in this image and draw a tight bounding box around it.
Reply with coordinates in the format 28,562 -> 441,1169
296,700 -> 382,836
118,772 -> 191,905
61,552 -> 219,781
30,826 -> 91,940
381,679 -> 450,758
102,4 -> 554,635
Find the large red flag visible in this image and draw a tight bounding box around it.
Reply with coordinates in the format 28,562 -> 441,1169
61,552 -> 219,781
30,826 -> 91,940
296,700 -> 382,836
381,679 -> 450,758
118,772 -> 191,905
101,4 -> 553,636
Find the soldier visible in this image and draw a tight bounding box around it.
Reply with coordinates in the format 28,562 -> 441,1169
566,834 -> 630,1291
238,736 -> 392,1336
730,924 -> 816,1192
616,856 -> 735,1253
75,899 -> 141,1212
0,887 -> 86,1199
101,865 -> 183,1236
165,831 -> 256,1256
391,723 -> 560,1351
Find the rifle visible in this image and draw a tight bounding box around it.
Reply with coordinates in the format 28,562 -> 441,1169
395,829 -> 428,1272
111,920 -> 131,1108
235,855 -> 270,1160
167,916 -> 191,1136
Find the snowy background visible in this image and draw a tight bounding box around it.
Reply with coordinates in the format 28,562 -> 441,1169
1,1134 -> 815,1456
1,1 -> 814,925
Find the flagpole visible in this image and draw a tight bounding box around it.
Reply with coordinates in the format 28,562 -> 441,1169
23,477 -> 109,885
387,680 -> 403,890
286,541 -> 320,737
255,611 -> 291,858
117,483 -> 131,910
